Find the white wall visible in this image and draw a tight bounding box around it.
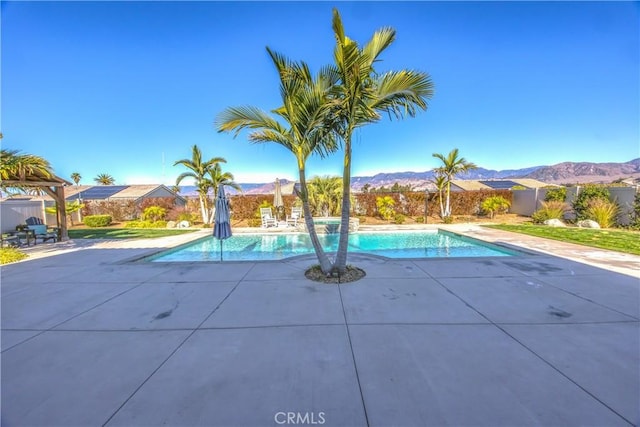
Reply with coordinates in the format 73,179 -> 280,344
0,200 -> 52,233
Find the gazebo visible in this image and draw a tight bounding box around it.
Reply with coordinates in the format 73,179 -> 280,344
1,173 -> 72,241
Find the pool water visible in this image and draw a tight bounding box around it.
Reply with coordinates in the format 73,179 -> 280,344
149,230 -> 516,262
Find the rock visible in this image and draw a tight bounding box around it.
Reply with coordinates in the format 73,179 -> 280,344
577,219 -> 600,229
166,221 -> 176,229
177,220 -> 190,228
544,219 -> 566,227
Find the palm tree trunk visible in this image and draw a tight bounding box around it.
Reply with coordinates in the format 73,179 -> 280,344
198,193 -> 208,225
445,179 -> 452,217
334,136 -> 352,274
298,165 -> 333,274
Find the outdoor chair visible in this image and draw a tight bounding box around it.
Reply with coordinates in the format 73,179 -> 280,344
27,224 -> 58,244
25,217 -> 45,226
286,207 -> 302,227
260,207 -> 278,228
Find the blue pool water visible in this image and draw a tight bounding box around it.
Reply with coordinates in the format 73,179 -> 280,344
149,230 -> 516,262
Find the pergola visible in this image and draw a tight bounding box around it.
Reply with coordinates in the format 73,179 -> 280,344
1,173 -> 72,241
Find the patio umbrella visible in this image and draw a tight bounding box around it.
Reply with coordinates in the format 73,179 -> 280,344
273,178 -> 284,221
213,184 -> 232,261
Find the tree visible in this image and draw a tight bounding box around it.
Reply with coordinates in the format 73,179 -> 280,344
326,9 -> 434,274
432,148 -> 477,218
70,172 -> 81,185
308,176 -> 343,217
432,173 -> 447,219
94,173 -> 115,185
0,149 -> 53,195
216,47 -> 338,274
174,145 -> 226,225
204,163 -> 243,223
45,201 -> 83,226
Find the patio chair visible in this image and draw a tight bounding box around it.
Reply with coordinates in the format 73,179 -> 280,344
25,217 -> 45,226
27,224 -> 58,244
260,207 -> 278,228
286,207 -> 302,227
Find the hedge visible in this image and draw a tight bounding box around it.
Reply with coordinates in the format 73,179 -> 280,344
83,215 -> 112,227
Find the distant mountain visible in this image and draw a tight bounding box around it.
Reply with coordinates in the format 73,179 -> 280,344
176,159 -> 640,195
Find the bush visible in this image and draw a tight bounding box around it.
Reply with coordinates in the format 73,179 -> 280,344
124,220 -> 168,229
630,193 -> 640,230
544,187 -> 567,202
0,247 -> 28,264
393,213 -> 406,224
586,198 -> 619,228
376,196 -> 396,220
573,185 -> 610,221
481,196 -> 511,219
141,206 -> 166,222
415,216 -> 425,223
247,218 -> 261,227
531,201 -> 569,224
84,215 -> 112,227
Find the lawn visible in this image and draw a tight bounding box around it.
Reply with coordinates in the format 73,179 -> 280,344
486,224 -> 640,255
68,228 -> 197,239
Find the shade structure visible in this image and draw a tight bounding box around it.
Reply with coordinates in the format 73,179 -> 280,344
273,178 -> 284,221
213,184 -> 232,261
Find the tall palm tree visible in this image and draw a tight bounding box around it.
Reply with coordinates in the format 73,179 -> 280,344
174,145 -> 226,225
206,163 -> 242,199
1,149 -> 53,182
432,148 -> 478,218
94,173 -> 115,185
326,9 -> 435,273
216,47 -> 338,274
70,172 -> 81,186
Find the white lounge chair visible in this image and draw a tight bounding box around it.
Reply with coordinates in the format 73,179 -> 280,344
260,207 -> 278,228
286,207 -> 302,227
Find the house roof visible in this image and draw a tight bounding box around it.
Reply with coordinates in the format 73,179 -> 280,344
3,184 -> 185,203
451,178 -> 552,191
450,180 -> 491,191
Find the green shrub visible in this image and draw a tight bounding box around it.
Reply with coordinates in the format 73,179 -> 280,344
481,196 -> 511,219
177,212 -> 197,222
573,185 -> 610,221
247,218 -> 261,227
141,206 -> 166,222
0,247 -> 28,264
376,196 -> 396,220
442,216 -> 453,224
630,193 -> 640,230
393,213 -> 405,224
84,215 -> 112,227
586,198 -> 619,228
531,201 -> 569,224
544,187 -> 567,202
124,220 -> 168,229
415,216 -> 425,223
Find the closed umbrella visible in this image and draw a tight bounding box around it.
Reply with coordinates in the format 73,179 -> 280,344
213,184 -> 232,261
273,178 -> 284,221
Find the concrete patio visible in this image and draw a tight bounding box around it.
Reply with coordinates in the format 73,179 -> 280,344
1,226 -> 639,426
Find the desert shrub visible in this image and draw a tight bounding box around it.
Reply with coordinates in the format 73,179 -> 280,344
442,216 -> 453,224
544,187 -> 567,202
573,185 -> 610,221
481,196 -> 511,219
82,200 -> 137,221
448,190 -> 512,216
84,215 -> 112,227
393,213 -> 406,224
124,220 -> 168,228
531,201 -> 569,224
138,197 -> 177,212
247,218 -> 262,227
585,198 -> 619,228
415,216 -> 425,223
141,206 -> 166,222
629,193 -> 640,230
376,196 -> 396,220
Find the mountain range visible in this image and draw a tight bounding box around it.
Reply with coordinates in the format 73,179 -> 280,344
178,158 -> 640,196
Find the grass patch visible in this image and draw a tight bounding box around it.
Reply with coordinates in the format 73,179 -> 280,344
486,224 -> 640,255
0,247 -> 28,264
68,228 -> 197,240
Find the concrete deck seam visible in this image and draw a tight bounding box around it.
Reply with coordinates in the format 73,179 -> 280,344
337,283 -> 370,427
0,283 -> 145,354
101,263 -> 257,426
430,276 -> 636,426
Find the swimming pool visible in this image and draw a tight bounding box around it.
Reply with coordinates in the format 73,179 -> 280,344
148,230 -> 517,262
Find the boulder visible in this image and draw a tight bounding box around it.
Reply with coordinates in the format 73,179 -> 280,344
177,220 -> 190,228
544,219 -> 566,227
577,219 -> 601,229
166,221 -> 176,229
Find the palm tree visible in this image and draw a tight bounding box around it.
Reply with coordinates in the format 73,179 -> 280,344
432,173 -> 447,219
70,172 -> 81,186
174,145 -> 226,224
432,148 -> 478,218
308,176 -> 343,217
204,163 -> 242,223
0,149 -> 53,195
326,9 -> 435,274
216,47 -> 338,274
94,173 -> 115,185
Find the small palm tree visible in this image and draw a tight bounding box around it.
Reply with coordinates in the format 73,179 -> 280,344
174,145 -> 226,224
432,173 -> 447,219
308,176 -> 343,217
70,172 -> 81,186
94,173 -> 115,185
432,148 -> 477,218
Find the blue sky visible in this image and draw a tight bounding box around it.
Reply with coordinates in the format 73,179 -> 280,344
2,1 -> 638,185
